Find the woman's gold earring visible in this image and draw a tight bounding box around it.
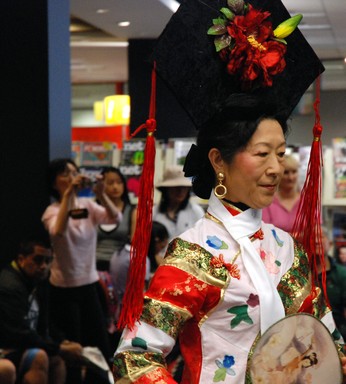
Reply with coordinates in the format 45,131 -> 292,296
214,172 -> 227,199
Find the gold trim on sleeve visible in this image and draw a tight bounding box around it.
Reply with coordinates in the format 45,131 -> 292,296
141,297 -> 192,339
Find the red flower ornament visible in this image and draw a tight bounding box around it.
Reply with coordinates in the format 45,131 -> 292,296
207,0 -> 302,89
211,254 -> 241,280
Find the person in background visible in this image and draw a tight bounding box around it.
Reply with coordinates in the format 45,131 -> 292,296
96,167 -> 137,272
110,223 -> 167,318
0,358 -> 16,384
147,221 -> 169,275
335,245 -> 346,267
316,226 -> 346,341
95,167 -> 137,341
262,154 -> 301,232
42,158 -> 122,384
0,239 -> 83,384
153,165 -> 205,241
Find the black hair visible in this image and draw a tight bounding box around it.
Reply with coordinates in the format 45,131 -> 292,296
335,244 -> 346,265
158,187 -> 191,213
47,158 -> 78,200
189,113 -> 289,199
148,221 -> 169,273
101,166 -> 131,205
17,239 -> 51,259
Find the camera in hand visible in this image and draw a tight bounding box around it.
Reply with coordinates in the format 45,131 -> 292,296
69,208 -> 89,219
78,167 -> 101,198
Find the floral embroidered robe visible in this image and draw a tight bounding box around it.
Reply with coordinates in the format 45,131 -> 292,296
113,196 -> 339,384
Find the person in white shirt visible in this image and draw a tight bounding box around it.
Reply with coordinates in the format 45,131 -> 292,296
153,165 -> 205,241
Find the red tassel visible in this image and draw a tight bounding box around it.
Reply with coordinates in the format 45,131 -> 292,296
117,64 -> 157,330
292,76 -> 329,307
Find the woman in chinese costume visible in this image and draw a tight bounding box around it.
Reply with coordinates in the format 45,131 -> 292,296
113,0 -> 346,382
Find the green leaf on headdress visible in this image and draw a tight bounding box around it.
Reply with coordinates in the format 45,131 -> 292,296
220,7 -> 235,20
213,17 -> 227,26
214,35 -> 232,52
207,24 -> 227,36
272,37 -> 287,45
227,0 -> 245,15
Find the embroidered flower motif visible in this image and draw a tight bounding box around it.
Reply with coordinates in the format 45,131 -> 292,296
271,229 -> 284,246
171,288 -> 183,296
247,293 -> 259,307
207,0 -> 302,89
194,282 -> 208,291
131,337 -> 148,350
206,235 -> 229,250
227,305 -> 253,328
252,228 -> 264,240
170,275 -> 207,297
210,254 -> 241,279
259,248 -> 280,274
214,354 -> 236,382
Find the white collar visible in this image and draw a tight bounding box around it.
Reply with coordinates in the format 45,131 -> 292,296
208,192 -> 285,334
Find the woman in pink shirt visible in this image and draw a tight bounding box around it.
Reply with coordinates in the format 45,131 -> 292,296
262,154 -> 301,232
42,158 -> 122,383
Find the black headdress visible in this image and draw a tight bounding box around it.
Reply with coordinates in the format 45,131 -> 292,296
152,0 -> 324,128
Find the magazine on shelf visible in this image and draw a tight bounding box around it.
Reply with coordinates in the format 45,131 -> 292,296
119,139 -> 146,198
332,137 -> 346,164
334,163 -> 346,198
332,210 -> 346,249
332,137 -> 346,198
81,142 -> 115,167
168,138 -> 196,166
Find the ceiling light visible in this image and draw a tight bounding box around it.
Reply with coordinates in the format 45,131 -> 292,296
96,9 -> 109,14
118,21 -> 130,27
70,41 -> 129,48
157,0 -> 180,12
298,24 -> 331,31
104,95 -> 131,125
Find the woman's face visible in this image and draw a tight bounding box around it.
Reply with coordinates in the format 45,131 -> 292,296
221,118 -> 286,209
104,171 -> 125,200
54,162 -> 78,197
279,159 -> 299,192
155,237 -> 169,255
339,247 -> 346,264
166,186 -> 190,205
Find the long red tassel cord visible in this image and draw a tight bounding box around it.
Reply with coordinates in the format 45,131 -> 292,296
292,76 -> 329,307
117,63 -> 157,330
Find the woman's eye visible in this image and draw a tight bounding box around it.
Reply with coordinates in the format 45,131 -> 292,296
278,152 -> 286,158
258,152 -> 268,157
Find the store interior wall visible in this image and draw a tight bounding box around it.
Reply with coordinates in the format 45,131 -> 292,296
2,0 -> 71,265
286,90 -> 346,147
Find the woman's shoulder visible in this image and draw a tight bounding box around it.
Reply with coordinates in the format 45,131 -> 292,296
164,236 -> 230,284
42,201 -> 60,218
124,203 -> 136,215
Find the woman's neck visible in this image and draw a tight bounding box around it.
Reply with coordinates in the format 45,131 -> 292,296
278,187 -> 299,200
167,201 -> 180,212
223,198 -> 250,212
111,197 -> 125,211
277,188 -> 300,211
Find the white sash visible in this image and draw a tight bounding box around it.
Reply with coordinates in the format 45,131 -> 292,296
208,193 -> 285,334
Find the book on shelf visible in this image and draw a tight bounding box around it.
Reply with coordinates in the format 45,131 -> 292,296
332,138 -> 346,198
